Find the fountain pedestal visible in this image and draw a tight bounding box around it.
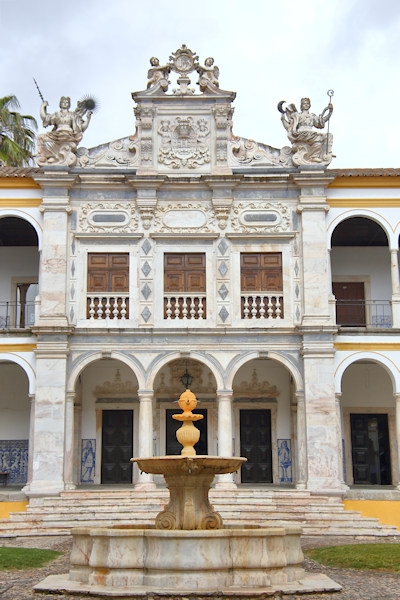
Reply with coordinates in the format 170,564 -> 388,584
133,455 -> 245,530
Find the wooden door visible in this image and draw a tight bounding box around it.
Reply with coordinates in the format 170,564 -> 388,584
240,253 -> 283,319
166,408 -> 208,455
333,282 -> 365,326
101,410 -> 133,484
240,409 -> 272,483
350,414 -> 391,485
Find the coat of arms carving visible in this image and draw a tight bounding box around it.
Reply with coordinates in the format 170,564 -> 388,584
158,117 -> 210,169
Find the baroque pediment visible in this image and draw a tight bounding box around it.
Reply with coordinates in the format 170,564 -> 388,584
36,45 -> 334,172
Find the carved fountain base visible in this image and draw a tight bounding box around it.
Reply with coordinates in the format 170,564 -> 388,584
35,523 -> 341,597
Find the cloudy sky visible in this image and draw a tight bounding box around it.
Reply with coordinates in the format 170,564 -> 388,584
2,0 -> 400,168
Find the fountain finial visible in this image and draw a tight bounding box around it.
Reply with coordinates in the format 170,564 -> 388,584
173,389 -> 203,456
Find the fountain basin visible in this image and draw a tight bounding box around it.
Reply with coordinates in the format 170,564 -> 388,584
35,524 -> 342,597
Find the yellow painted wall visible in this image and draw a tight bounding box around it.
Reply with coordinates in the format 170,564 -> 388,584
343,500 -> 400,530
0,501 -> 28,519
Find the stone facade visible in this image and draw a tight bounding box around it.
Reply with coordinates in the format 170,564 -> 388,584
0,47 -> 400,506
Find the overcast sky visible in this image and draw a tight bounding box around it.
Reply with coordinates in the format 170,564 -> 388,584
2,0 -> 400,169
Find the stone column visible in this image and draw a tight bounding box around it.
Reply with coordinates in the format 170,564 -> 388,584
135,390 -> 155,490
293,171 -> 334,326
215,390 -> 236,489
295,392 -> 307,489
335,393 -> 348,488
395,393 -> 400,490
33,173 -> 76,328
64,392 -> 76,490
27,341 -> 69,496
390,249 -> 400,328
302,340 -> 346,493
22,394 -> 36,494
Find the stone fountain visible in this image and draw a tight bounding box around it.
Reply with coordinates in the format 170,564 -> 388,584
35,389 -> 341,597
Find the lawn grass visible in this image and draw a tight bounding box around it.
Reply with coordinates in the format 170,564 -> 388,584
304,543 -> 400,572
0,547 -> 61,570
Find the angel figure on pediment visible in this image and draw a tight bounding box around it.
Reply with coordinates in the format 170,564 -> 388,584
36,96 -> 94,167
278,97 -> 333,166
147,57 -> 171,91
197,57 -> 219,92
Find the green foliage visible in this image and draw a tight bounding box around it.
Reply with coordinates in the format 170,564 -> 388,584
0,95 -> 37,166
0,547 -> 61,570
305,543 -> 400,572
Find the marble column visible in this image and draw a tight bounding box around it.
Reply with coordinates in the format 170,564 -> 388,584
22,394 -> 35,494
395,393 -> 400,490
135,390 -> 155,490
390,249 -> 400,328
335,393 -> 348,488
295,392 -> 307,489
64,392 -> 76,490
302,342 -> 346,493
215,390 -> 236,489
27,342 -> 69,496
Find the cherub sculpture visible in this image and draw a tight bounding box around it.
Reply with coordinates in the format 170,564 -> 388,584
36,96 -> 94,167
197,57 -> 219,92
278,97 -> 333,166
147,56 -> 171,91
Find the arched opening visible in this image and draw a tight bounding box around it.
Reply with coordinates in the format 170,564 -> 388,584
232,358 -> 294,485
340,360 -> 396,486
0,361 -> 30,485
154,358 -> 217,459
0,217 -> 39,329
77,358 -> 139,485
331,217 -> 391,328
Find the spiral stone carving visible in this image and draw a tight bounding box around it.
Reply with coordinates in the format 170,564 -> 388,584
155,510 -> 176,530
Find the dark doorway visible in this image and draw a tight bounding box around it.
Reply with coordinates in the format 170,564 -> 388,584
240,409 -> 272,483
101,410 -> 133,483
166,408 -> 208,455
333,282 -> 366,326
350,413 -> 391,485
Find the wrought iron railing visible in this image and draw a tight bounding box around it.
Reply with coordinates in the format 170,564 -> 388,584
0,301 -> 36,329
164,295 -> 207,320
335,299 -> 392,328
241,293 -> 284,320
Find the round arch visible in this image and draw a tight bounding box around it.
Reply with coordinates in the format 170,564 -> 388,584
335,352 -> 400,394
67,351 -> 146,393
0,209 -> 43,250
327,210 -> 394,250
145,351 -> 223,391
224,351 -> 303,393
0,354 -> 36,394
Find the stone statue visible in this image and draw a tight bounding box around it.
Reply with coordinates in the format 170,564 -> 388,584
147,57 -> 171,91
197,57 -> 219,92
36,96 -> 94,167
278,97 -> 333,166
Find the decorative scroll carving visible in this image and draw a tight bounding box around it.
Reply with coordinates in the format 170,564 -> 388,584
79,202 -> 138,233
278,97 -> 333,166
37,96 -> 94,167
231,202 -> 290,232
77,137 -> 139,168
230,136 -> 293,168
158,117 -> 210,169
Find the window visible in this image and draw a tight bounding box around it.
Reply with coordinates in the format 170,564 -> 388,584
240,253 -> 283,319
164,253 -> 206,319
87,253 -> 129,319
